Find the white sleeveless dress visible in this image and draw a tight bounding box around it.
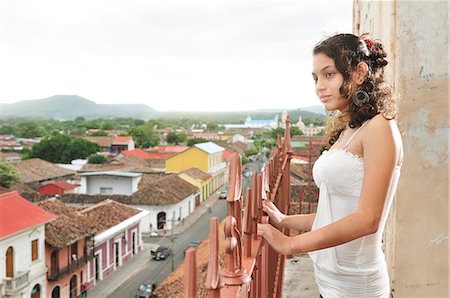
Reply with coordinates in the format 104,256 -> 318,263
308,122 -> 401,298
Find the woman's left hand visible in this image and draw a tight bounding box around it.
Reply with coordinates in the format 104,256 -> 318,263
257,223 -> 290,255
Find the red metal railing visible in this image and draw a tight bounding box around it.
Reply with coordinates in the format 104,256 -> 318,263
184,117 -> 293,298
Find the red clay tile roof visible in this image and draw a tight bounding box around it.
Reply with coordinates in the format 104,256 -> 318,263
121,149 -> 152,159
113,136 -> 133,144
79,200 -> 141,235
79,154 -> 156,173
0,182 -> 37,195
41,180 -> 77,190
0,152 -> 21,158
181,168 -> 211,181
81,136 -> 114,147
12,158 -> 76,184
36,198 -> 92,248
133,174 -> 199,205
0,191 -> 55,238
146,153 -> 173,159
149,146 -> 189,153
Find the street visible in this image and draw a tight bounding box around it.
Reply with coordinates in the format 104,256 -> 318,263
109,198 -> 227,297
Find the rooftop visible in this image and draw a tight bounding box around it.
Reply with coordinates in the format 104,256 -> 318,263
0,191 -> 55,239
194,142 -> 224,154
12,158 -> 76,184
78,171 -> 142,178
181,167 -> 212,181
40,180 -> 77,190
79,199 -> 141,234
132,174 -> 199,205
36,198 -> 92,248
149,146 -> 189,153
120,148 -> 152,159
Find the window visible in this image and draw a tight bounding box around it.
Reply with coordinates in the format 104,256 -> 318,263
71,242 -> 78,261
31,239 -> 38,261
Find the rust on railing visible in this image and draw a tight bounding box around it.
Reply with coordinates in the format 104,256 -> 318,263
184,117 -> 293,298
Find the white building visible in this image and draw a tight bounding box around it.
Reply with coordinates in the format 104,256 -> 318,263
224,115 -> 279,130
131,174 -> 201,233
78,171 -> 142,195
0,191 -> 55,298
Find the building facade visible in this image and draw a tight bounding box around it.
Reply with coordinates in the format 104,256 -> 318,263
0,192 -> 55,298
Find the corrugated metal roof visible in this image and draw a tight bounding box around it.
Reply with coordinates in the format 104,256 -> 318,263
194,142 -> 224,154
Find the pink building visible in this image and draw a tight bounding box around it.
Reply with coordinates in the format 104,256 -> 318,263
36,198 -> 93,298
79,200 -> 148,289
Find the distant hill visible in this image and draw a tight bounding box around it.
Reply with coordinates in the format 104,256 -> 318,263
0,95 -> 158,120
0,95 -> 326,123
300,105 -> 326,115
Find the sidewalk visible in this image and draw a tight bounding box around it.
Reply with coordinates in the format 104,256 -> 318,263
87,242 -> 152,298
172,190 -> 221,235
86,191 -> 221,297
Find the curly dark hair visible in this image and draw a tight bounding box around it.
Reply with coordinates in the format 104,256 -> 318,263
313,33 -> 396,146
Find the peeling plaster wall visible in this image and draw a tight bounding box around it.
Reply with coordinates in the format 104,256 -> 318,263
354,1 -> 448,297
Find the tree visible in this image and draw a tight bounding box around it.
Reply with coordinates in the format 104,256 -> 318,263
88,154 -> 107,164
206,121 -> 219,132
290,126 -> 304,137
128,123 -> 160,148
16,121 -> 45,138
166,132 -> 187,145
30,135 -> 99,163
0,160 -> 20,187
0,124 -> 17,135
187,138 -> 208,146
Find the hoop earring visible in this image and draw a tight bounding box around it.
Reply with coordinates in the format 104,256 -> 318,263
352,90 -> 370,107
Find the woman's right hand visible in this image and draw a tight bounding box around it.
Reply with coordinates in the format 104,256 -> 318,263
262,201 -> 286,226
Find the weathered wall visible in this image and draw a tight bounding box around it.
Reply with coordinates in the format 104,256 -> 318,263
354,1 -> 449,297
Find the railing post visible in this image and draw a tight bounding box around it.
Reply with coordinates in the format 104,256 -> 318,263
222,153 -> 250,286
184,248 -> 197,298
206,217 -> 222,298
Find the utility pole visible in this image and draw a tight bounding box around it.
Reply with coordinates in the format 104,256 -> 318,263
169,212 -> 177,272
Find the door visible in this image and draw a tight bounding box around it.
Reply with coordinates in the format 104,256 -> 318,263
51,250 -> 59,276
6,246 -> 13,278
69,275 -> 77,298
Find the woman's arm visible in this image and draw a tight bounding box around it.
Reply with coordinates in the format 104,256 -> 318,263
263,200 -> 316,232
258,115 -> 402,255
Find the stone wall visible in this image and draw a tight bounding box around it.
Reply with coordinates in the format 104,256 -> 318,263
353,1 -> 448,296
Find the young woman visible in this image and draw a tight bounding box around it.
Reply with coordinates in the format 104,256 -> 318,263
257,33 -> 403,297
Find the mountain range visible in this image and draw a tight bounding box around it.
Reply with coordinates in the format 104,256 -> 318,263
0,95 -> 325,121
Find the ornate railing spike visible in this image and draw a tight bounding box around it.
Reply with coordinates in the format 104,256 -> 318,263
188,115 -> 293,297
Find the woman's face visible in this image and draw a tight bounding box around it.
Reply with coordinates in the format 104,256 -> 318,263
312,53 -> 351,112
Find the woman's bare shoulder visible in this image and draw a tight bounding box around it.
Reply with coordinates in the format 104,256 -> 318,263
364,114 -> 403,164
365,114 -> 400,135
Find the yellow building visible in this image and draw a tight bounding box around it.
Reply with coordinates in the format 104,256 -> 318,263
166,142 -> 227,193
178,167 -> 212,202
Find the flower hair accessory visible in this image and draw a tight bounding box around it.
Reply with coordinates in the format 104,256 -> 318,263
364,38 -> 375,53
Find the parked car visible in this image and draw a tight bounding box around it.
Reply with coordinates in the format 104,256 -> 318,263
150,245 -> 171,261
135,281 -> 157,298
219,190 -> 227,199
183,241 -> 200,256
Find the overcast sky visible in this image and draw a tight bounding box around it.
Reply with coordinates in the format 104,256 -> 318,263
0,0 -> 352,112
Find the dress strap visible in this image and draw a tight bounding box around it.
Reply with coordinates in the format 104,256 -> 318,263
343,120 -> 370,151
